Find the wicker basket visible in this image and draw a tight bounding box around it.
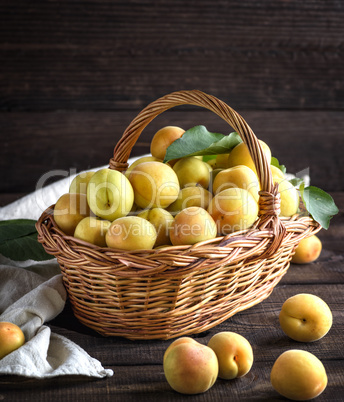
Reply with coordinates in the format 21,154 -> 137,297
36,90 -> 321,340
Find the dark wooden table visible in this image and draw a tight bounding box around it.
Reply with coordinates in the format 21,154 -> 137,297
0,192 -> 343,401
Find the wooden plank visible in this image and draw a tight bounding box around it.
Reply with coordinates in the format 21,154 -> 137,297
2,361 -> 343,402
1,1 -> 344,111
1,279 -> 343,401
1,110 -> 343,196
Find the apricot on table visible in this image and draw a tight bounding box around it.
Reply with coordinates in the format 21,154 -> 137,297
279,293 -> 332,342
163,337 -> 218,395
207,331 -> 253,380
270,349 -> 327,401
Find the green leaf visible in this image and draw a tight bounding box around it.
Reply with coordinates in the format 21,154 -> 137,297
202,155 -> 217,162
299,184 -> 339,230
0,219 -> 37,243
0,219 -> 54,261
289,177 -> 304,188
163,126 -> 242,162
271,156 -> 286,174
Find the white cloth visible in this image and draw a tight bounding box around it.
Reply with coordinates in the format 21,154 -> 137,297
0,157 -> 144,378
0,260 -> 112,378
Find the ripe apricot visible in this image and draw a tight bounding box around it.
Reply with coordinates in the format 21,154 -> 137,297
150,126 -> 185,160
291,235 -> 322,264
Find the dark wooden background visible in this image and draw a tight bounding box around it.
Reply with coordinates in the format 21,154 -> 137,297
0,1 -> 343,401
1,0 -> 344,203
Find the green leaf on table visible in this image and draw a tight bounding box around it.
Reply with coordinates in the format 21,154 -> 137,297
299,183 -> 339,230
163,126 -> 242,162
271,156 -> 286,174
0,219 -> 54,261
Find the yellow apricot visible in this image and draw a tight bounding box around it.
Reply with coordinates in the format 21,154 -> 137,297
277,178 -> 300,217
163,337 -> 218,395
0,322 -> 25,359
137,208 -> 174,247
150,126 -> 185,160
212,165 -> 260,202
170,207 -> 217,246
227,140 -> 271,176
208,188 -> 258,234
167,186 -> 213,215
69,171 -> 95,194
173,157 -> 210,189
215,153 -> 229,169
206,158 -> 217,169
270,165 -> 285,182
125,156 -> 162,178
105,216 -> 157,250
279,293 -> 332,342
209,168 -> 223,192
270,350 -> 327,400
54,193 -> 91,236
87,168 -> 134,221
74,217 -> 111,247
129,161 -> 180,209
291,235 -> 322,264
208,332 -> 253,380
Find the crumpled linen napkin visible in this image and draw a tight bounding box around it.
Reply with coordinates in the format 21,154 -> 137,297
0,258 -> 113,378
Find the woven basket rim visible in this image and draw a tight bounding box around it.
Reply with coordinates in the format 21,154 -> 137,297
36,203 -> 321,277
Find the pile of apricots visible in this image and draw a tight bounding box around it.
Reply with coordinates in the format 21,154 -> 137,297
53,125 -> 321,259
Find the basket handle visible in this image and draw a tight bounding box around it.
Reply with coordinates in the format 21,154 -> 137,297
110,90 -> 273,192
109,90 -> 285,248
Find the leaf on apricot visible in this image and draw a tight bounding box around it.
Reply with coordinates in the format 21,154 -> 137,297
163,126 -> 241,162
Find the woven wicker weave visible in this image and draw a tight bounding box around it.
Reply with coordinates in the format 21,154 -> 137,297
36,90 -> 321,340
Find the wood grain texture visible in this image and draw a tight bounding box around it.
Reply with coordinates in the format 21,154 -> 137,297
1,109 -> 343,195
0,0 -> 344,111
